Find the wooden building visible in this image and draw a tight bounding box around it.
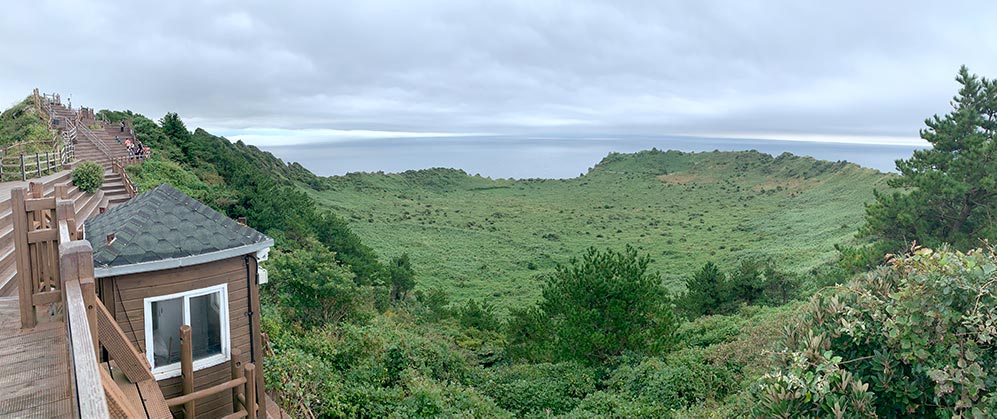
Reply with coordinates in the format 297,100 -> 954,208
84,184 -> 273,418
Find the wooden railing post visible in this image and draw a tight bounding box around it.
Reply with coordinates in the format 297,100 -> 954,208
55,184 -> 67,200
12,188 -> 35,328
57,199 -> 77,241
20,154 -> 25,181
245,363 -> 257,418
181,325 -> 195,418
231,348 -> 243,412
60,239 -> 98,356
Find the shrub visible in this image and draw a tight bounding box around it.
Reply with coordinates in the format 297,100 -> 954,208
566,391 -> 668,418
755,246 -> 997,417
455,299 -> 501,332
72,161 -> 104,193
472,362 -> 597,416
608,351 -> 740,410
526,246 -> 678,366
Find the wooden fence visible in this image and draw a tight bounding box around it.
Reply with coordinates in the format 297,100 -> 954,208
111,155 -> 144,198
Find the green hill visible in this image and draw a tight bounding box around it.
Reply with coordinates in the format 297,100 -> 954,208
312,149 -> 892,313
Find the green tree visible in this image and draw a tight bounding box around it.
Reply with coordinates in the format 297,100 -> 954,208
388,253 -> 416,301
681,261 -> 727,317
760,264 -> 800,305
536,246 -> 677,366
727,259 -> 765,307
268,239 -> 369,328
455,299 -> 501,332
159,112 -> 190,142
863,66 -> 997,249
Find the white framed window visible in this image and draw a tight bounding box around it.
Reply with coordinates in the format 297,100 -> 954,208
144,283 -> 230,380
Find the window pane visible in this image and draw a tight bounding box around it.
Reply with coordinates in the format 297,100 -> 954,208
189,292 -> 223,361
151,297 -> 183,368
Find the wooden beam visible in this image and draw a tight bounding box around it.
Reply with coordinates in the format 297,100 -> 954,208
137,378 -> 173,419
247,256 -> 266,415
245,363 -> 257,419
12,188 -> 35,328
26,228 -> 57,244
24,197 -> 56,212
30,289 -> 61,305
165,376 -> 247,407
221,410 -> 249,419
81,276 -> 98,356
231,348 -> 244,412
66,280 -> 110,418
181,324 -> 194,418
29,182 -> 42,198
100,367 -> 143,418
95,300 -> 153,382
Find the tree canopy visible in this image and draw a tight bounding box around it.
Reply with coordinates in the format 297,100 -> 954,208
512,246 -> 678,366
864,66 -> 997,249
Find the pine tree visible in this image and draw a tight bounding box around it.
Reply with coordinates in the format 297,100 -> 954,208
682,261 -> 726,317
863,66 -> 997,249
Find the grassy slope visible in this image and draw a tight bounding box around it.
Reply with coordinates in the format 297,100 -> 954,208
0,97 -> 49,148
312,149 -> 891,313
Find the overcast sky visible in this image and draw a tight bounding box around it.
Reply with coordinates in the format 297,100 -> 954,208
2,0 -> 995,147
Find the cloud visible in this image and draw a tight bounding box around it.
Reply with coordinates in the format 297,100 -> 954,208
1,0 -> 995,146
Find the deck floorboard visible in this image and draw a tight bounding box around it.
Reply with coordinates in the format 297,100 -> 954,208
0,298 -> 73,417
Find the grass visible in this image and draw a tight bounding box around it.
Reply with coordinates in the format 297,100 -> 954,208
311,149 -> 893,314
0,97 -> 65,181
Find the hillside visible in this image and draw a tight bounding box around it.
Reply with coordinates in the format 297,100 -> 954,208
0,97 -> 50,148
313,149 -> 892,312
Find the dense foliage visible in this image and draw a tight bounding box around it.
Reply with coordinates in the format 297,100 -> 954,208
756,246 -> 997,417
864,66 -> 997,250
71,161 -> 104,193
509,246 -> 677,366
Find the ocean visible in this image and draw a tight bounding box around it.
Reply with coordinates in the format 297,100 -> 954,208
260,135 -> 923,179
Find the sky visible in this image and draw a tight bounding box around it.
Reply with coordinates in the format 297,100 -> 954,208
2,0 -> 996,147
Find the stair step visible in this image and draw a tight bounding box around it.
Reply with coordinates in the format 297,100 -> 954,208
0,261 -> 18,297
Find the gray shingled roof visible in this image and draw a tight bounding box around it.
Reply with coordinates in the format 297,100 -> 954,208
85,184 -> 272,277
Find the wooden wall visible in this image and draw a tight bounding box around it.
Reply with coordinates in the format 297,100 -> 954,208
99,255 -> 264,418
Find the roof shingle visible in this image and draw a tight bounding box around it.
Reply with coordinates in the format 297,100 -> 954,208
85,184 -> 271,269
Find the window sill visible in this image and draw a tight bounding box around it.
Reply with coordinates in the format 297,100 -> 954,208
152,352 -> 230,380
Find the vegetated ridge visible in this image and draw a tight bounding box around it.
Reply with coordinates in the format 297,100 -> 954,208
313,149 -> 891,312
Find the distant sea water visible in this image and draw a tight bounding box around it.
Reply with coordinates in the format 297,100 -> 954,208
260,135 -> 924,179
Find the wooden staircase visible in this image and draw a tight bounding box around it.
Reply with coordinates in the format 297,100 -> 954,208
102,171 -> 131,206
0,172 -> 108,297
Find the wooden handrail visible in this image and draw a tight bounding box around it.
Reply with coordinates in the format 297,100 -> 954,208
94,299 -> 154,382
165,376 -> 248,407
169,325 -> 257,417
75,123 -> 114,161
65,279 -> 109,418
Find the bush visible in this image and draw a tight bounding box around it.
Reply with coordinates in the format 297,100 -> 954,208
755,246 -> 997,417
472,362 -> 597,416
72,161 -> 104,193
515,246 -> 678,366
608,351 -> 740,410
455,299 -> 501,332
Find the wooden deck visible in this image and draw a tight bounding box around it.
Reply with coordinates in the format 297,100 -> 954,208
0,296 -> 72,417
